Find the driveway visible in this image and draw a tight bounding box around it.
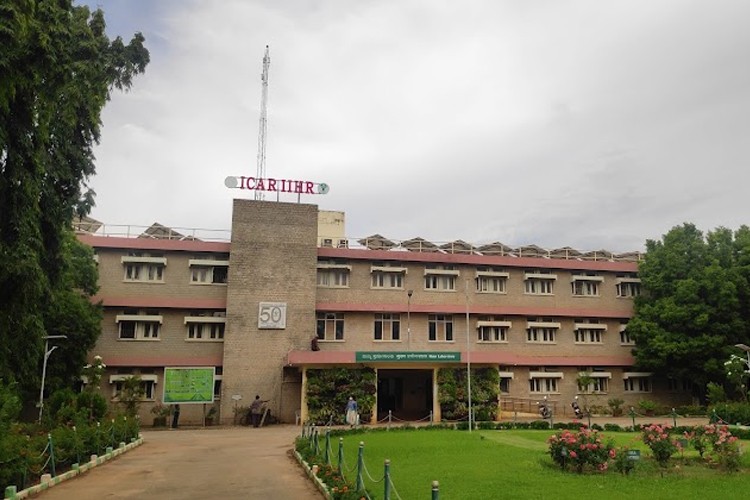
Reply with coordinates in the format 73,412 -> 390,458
37,425 -> 322,500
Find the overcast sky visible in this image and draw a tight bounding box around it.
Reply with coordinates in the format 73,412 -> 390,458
81,0 -> 750,252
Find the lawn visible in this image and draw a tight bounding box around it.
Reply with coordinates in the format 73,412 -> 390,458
319,427 -> 750,499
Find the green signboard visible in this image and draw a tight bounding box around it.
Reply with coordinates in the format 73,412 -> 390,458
355,352 -> 461,363
163,367 -> 215,404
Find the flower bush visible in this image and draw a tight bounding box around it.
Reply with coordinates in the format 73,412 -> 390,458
641,424 -> 677,467
548,427 -> 615,473
703,424 -> 741,472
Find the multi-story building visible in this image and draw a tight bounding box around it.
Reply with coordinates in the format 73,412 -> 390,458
77,199 -> 691,425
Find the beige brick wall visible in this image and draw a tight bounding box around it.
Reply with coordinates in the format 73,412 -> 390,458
221,200 -> 318,424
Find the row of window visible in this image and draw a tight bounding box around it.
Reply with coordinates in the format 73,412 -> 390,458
318,263 -> 641,298
116,309 -> 226,341
119,252 -> 230,285
317,313 -> 634,345
527,376 -> 650,394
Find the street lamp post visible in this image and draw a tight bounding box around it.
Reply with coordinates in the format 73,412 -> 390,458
407,290 -> 413,350
465,279 -> 472,433
38,335 -> 67,423
733,344 -> 750,399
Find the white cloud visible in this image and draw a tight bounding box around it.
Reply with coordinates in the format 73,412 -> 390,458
88,0 -> 750,252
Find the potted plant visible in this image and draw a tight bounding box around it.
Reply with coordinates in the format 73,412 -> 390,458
151,402 -> 170,427
607,398 -> 624,417
638,399 -> 657,417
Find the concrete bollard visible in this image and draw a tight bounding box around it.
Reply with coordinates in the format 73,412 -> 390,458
90,454 -> 98,463
40,473 -> 52,484
5,485 -> 17,499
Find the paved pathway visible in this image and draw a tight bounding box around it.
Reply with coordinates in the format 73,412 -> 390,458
36,416 -> 713,499
37,425 -> 322,500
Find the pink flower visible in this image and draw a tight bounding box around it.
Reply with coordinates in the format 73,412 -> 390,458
609,449 -> 616,459
569,451 -> 578,459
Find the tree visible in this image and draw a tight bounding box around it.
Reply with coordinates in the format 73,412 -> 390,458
0,1 -> 149,399
629,223 -> 750,399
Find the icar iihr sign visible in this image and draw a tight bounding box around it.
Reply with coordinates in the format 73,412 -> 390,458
224,176 -> 329,195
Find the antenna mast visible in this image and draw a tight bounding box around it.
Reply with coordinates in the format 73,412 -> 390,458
255,45 -> 270,201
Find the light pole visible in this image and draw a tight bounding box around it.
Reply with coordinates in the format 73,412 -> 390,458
734,344 -> 750,368
38,335 -> 67,423
465,279 -> 472,432
734,344 -> 750,399
406,290 -> 413,350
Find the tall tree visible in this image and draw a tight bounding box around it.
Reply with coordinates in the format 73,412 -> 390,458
629,223 -> 750,399
0,1 -> 149,398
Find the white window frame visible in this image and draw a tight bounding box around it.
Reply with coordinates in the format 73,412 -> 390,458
317,264 -> 351,288
524,272 -> 556,295
110,374 -> 157,401
185,316 -> 226,341
475,268 -> 508,294
424,266 -> 458,292
371,269 -> 405,289
189,259 -> 229,285
116,314 -> 163,341
623,372 -> 653,393
529,378 -> 560,393
477,321 -> 510,343
428,314 -> 454,342
619,325 -> 634,345
317,312 -> 345,341
616,278 -> 641,298
526,320 -> 559,344
374,313 -> 401,341
577,371 -> 612,394
571,275 -> 602,297
122,255 -> 166,282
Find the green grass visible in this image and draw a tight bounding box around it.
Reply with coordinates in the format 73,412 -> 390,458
321,428 -> 750,499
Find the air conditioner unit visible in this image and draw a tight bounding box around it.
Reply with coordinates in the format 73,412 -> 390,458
322,238 -> 333,247
337,239 -> 348,248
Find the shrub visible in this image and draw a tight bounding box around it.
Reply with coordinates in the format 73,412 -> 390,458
641,424 -> 677,467
607,398 -> 624,417
612,446 -> 636,475
703,424 -> 741,472
547,427 -> 615,473
710,401 -> 750,425
603,423 -> 624,432
638,400 -> 658,415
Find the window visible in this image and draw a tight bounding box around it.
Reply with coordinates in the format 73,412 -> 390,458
524,270 -> 556,295
122,253 -> 166,282
577,370 -> 611,394
620,328 -> 634,345
317,312 -> 344,341
477,317 -> 510,343
185,310 -> 226,341
424,265 -> 458,291
623,373 -> 652,393
571,273 -> 602,297
187,323 -> 225,340
189,256 -> 229,284
499,377 -> 511,393
478,325 -> 508,342
317,261 -> 350,288
428,314 -> 453,342
668,378 -> 693,393
370,263 -> 406,289
526,319 -> 559,343
374,313 -> 401,341
116,310 -> 162,340
475,267 -> 508,293
529,378 -> 559,393
111,375 -> 157,401
574,329 -> 602,343
616,275 -> 641,297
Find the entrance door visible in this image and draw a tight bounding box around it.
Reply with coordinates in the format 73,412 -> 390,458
377,369 -> 433,421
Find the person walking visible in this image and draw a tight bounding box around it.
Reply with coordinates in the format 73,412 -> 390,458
250,395 -> 267,428
345,396 -> 358,428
